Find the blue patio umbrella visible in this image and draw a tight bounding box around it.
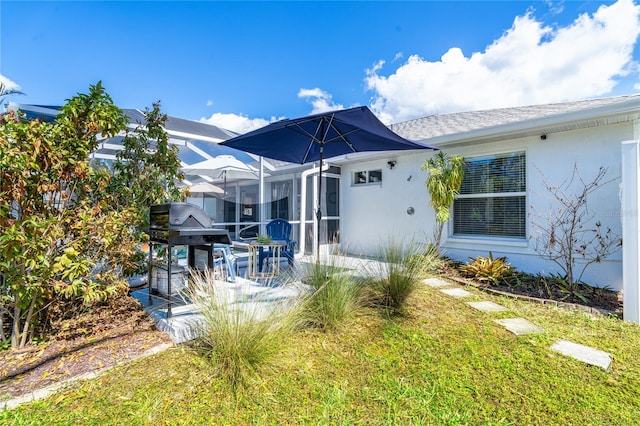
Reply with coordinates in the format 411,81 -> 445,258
220,106 -> 438,257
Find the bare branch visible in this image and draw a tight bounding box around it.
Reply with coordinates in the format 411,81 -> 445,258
530,164 -> 621,293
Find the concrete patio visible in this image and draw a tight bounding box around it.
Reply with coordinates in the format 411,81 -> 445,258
130,253 -> 390,343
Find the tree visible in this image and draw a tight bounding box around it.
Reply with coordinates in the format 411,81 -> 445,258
0,82 -> 130,347
422,151 -> 465,248
0,81 -> 24,107
0,83 -> 183,348
110,101 -> 184,231
530,165 -> 622,298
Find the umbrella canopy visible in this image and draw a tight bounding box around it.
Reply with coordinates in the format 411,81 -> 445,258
183,182 -> 224,209
186,182 -> 224,196
220,106 -> 438,256
181,155 -> 264,198
181,155 -> 260,181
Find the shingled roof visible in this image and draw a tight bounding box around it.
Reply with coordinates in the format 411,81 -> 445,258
389,94 -> 640,145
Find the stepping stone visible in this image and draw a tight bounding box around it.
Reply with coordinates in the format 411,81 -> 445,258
440,288 -> 473,298
550,339 -> 612,370
494,318 -> 545,335
422,278 -> 451,287
466,301 -> 508,313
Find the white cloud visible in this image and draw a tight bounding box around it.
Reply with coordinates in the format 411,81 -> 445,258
206,100 -> 213,107
200,89 -> 343,134
366,0 -> 640,124
0,74 -> 21,91
544,0 -> 565,15
200,88 -> 342,135
200,112 -> 271,134
298,88 -> 345,114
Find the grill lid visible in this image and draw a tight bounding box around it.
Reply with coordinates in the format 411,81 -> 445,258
149,202 -> 213,230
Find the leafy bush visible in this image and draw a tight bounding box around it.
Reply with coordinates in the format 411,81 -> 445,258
0,83 -> 184,349
411,243 -> 445,275
0,84 -> 131,348
184,269 -> 302,392
460,252 -> 514,285
293,256 -> 363,330
546,273 -> 595,304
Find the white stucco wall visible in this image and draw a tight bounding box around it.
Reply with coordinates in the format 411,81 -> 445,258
340,122 -> 633,290
340,152 -> 437,255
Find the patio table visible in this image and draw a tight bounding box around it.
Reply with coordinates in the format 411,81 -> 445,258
247,241 -> 284,278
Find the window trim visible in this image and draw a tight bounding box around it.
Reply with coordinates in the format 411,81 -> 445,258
352,169 -> 383,187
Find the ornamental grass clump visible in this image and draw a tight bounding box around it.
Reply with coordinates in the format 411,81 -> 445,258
184,269 -> 302,392
362,241 -> 433,313
294,255 -> 363,330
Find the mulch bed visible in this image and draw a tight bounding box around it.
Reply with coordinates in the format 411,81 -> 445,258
0,296 -> 173,401
442,263 -> 623,315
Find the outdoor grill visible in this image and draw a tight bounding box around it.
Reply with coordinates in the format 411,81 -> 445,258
145,202 -> 232,316
147,202 -> 231,246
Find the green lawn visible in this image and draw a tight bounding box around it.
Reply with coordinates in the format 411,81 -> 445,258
3,283 -> 640,425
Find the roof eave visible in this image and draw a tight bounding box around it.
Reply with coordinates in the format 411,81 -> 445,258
426,97 -> 640,148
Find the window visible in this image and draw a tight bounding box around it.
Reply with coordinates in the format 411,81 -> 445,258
369,170 -> 382,183
270,180 -> 292,220
453,151 -> 526,239
353,169 -> 382,185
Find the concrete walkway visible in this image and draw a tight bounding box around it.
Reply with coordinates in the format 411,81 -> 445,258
422,277 -> 612,370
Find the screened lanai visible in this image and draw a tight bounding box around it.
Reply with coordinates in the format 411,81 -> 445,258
6,103 -> 341,255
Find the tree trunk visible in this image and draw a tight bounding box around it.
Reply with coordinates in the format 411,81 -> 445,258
11,293 -> 21,348
19,294 -> 38,348
434,221 -> 444,249
0,305 -> 5,343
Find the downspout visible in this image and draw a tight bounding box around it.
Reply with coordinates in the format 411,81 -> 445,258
299,162 -> 330,257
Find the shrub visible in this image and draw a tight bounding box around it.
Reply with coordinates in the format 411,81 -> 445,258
184,269 -> 302,392
460,252 -> 514,285
530,165 -> 621,297
411,243 -> 446,275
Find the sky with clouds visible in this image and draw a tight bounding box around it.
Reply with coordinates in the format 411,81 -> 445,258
366,0 -> 640,124
1,1 -> 639,133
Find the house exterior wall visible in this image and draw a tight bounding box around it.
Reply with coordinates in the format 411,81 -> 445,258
340,152 -> 437,254
340,122 -> 633,290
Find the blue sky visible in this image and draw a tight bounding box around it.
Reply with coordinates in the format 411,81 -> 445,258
2,1 -> 639,133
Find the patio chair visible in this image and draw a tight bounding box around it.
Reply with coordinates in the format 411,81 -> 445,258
213,243 -> 236,282
259,218 -> 297,272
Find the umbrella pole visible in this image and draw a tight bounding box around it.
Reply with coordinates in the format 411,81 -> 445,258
316,145 -> 324,263
223,171 -> 227,198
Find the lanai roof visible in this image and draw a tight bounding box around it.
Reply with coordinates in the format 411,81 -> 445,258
5,103 -> 254,170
